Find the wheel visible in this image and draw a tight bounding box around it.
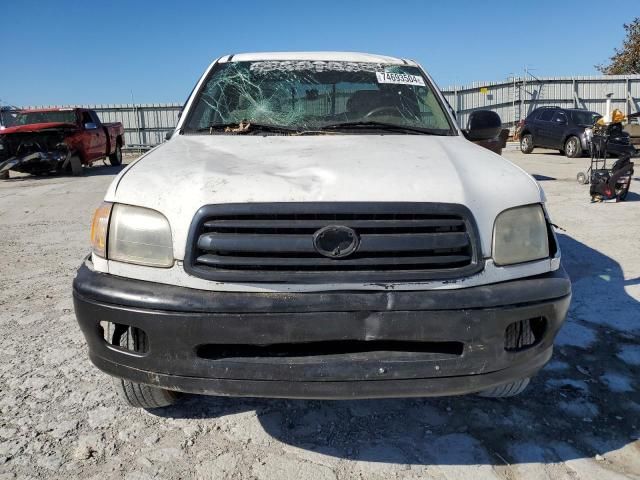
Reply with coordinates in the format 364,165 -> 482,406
108,143 -> 122,166
618,188 -> 629,201
477,318 -> 535,397
616,174 -> 632,201
0,171 -> 8,180
69,154 -> 83,176
564,136 -> 582,158
576,171 -> 588,185
477,378 -> 530,398
113,377 -> 180,409
520,134 -> 534,154
110,325 -> 180,409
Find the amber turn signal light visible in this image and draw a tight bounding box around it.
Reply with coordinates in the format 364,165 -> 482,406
90,202 -> 113,258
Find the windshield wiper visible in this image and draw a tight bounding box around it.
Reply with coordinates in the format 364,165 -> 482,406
318,121 -> 452,136
188,121 -> 302,135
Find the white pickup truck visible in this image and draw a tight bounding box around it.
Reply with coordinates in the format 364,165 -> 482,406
73,52 -> 571,409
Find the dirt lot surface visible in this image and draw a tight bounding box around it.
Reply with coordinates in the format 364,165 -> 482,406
0,150 -> 639,479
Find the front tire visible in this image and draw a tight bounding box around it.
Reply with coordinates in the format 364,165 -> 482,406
108,143 -> 122,166
564,136 -> 582,158
477,317 -> 535,398
113,377 -> 180,409
110,325 -> 180,409
69,154 -> 83,176
477,378 -> 530,398
0,171 -> 8,180
520,134 -> 534,154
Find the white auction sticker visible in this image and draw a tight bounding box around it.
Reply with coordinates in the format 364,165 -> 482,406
376,71 -> 425,86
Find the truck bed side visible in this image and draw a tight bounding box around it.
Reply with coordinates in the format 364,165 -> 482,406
102,122 -> 125,155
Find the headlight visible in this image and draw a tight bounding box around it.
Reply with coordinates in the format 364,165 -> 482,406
584,127 -> 593,142
492,205 -> 549,266
89,202 -> 173,267
109,204 -> 174,267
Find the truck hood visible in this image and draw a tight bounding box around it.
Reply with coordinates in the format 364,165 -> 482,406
108,134 -> 543,259
0,122 -> 77,135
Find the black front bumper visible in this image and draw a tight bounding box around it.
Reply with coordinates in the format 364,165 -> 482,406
72,261 -> 571,399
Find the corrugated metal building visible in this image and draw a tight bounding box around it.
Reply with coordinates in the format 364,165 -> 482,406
23,75 -> 640,147
441,75 -> 640,130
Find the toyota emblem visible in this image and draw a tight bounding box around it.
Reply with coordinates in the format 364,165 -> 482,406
312,225 -> 359,258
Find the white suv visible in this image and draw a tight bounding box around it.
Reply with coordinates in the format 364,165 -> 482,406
73,52 -> 571,409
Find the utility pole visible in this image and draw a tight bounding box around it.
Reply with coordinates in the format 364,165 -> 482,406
131,90 -> 141,151
453,84 -> 458,118
508,73 -> 516,127
522,66 -> 527,118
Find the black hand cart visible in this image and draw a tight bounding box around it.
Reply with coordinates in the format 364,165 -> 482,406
576,123 -> 635,202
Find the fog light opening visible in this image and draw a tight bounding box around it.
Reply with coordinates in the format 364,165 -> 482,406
504,317 -> 546,352
99,321 -> 149,354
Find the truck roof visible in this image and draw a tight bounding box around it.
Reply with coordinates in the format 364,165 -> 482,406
220,51 -> 416,66
18,108 -> 77,113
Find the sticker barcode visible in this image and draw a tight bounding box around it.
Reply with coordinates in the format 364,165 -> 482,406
376,71 -> 426,86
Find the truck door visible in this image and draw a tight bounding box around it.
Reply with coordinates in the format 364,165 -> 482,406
89,110 -> 108,157
80,110 -> 100,160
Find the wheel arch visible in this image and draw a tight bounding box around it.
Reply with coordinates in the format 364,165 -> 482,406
562,131 -> 582,146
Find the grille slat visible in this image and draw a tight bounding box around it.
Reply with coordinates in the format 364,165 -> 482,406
198,232 -> 469,254
185,203 -> 482,283
196,254 -> 472,268
360,233 -> 469,252
199,234 -> 313,253
204,218 -> 465,230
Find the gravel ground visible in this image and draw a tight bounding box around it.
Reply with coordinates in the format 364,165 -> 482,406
0,150 -> 638,479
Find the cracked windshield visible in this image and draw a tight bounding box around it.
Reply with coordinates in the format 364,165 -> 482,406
184,61 -> 454,134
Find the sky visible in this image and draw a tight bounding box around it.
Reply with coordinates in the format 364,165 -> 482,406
2,0 -> 638,106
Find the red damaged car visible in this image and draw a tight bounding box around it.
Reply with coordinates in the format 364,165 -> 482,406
0,108 -> 125,179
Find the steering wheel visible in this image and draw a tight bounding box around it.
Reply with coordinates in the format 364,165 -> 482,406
362,106 -> 402,119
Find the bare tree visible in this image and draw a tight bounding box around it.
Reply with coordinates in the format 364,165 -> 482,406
597,18 -> 640,75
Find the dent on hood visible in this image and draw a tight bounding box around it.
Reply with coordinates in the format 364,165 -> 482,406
147,136 -> 339,198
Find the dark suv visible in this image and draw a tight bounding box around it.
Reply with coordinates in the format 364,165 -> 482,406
520,107 -> 603,158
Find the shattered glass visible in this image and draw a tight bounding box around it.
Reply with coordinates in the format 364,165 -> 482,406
184,61 -> 453,133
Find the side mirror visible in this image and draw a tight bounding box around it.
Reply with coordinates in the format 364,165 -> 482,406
464,110 -> 502,141
84,122 -> 98,130
556,117 -> 567,125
